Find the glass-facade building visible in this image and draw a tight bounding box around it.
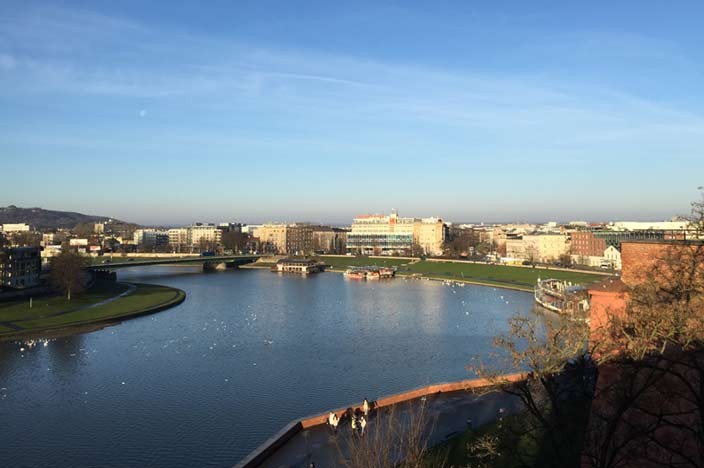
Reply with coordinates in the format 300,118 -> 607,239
346,211 -> 416,255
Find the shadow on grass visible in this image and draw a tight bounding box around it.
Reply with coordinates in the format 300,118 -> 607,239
431,398 -> 592,468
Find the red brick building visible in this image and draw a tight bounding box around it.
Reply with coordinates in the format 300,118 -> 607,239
571,231 -> 607,257
589,241 -> 692,331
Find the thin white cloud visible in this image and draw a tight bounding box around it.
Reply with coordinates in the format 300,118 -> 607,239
1,4 -> 703,167
0,53 -> 15,70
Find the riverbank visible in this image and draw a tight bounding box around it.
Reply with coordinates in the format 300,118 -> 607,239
323,256 -> 606,292
242,256 -> 606,292
402,260 -> 605,291
0,279 -> 185,340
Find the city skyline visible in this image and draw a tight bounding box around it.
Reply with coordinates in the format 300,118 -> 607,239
3,1 -> 704,224
0,203 -> 693,228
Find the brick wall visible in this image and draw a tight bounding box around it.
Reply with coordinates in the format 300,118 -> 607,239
621,240 -> 704,286
620,241 -> 671,286
571,231 -> 606,257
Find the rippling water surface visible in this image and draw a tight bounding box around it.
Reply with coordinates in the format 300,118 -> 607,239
0,266 -> 535,467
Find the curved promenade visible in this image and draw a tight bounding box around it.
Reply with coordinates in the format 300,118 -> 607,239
235,373 -> 526,468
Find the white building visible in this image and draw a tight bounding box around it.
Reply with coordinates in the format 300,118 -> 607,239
609,221 -> 690,231
414,217 -> 447,256
133,229 -> 169,248
41,233 -> 56,246
41,244 -> 62,264
241,224 -> 262,235
187,224 -> 222,247
1,223 -> 30,233
168,228 -> 189,247
603,245 -> 622,270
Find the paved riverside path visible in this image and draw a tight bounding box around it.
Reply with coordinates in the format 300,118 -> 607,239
81,283 -> 137,310
256,389 -> 521,467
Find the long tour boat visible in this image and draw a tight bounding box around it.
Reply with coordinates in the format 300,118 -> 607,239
534,277 -> 590,320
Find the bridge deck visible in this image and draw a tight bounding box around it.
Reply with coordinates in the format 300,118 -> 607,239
86,255 -> 260,269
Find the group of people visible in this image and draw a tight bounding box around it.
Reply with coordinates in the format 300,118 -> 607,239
327,398 -> 374,436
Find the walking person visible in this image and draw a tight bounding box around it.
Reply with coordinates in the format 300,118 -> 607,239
351,414 -> 358,435
359,416 -> 367,437
328,412 -> 338,433
331,412 -> 339,433
362,398 -> 370,417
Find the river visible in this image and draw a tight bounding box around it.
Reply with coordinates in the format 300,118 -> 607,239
0,266 -> 536,467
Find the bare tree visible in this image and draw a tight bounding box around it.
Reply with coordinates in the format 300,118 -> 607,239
559,253 -> 572,267
469,312 -> 593,467
411,241 -> 425,258
11,231 -> 41,247
334,401 -> 445,468
221,231 -> 250,253
443,227 -> 475,258
72,222 -> 95,238
49,251 -> 87,300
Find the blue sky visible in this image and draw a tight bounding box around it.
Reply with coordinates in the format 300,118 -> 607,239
1,1 -> 703,225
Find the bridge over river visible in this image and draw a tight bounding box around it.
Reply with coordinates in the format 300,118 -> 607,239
86,255 -> 260,271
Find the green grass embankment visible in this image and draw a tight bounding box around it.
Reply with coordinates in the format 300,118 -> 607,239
318,256 -> 605,291
0,280 -> 130,323
0,279 -> 185,338
403,261 -> 605,291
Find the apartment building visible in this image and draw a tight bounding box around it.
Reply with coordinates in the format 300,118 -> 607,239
413,217 -> 447,256
0,223 -> 30,233
522,234 -> 570,263
505,238 -> 526,259
168,228 -> 189,249
311,226 -> 347,254
133,229 -> 169,249
0,247 -> 42,290
187,224 -> 222,247
253,223 -> 313,255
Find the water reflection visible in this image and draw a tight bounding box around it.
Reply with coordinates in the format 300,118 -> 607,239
0,267 -> 537,467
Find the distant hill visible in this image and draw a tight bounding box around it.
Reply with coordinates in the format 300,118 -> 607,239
0,206 -> 130,230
